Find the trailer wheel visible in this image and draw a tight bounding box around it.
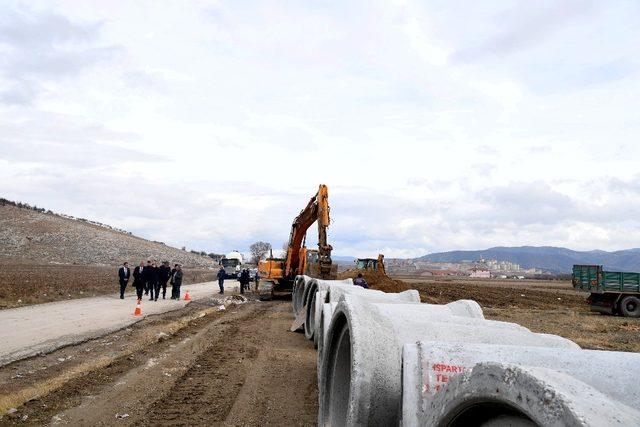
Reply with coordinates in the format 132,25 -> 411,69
620,296 -> 640,318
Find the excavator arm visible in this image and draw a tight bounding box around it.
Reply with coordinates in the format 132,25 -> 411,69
284,184 -> 333,279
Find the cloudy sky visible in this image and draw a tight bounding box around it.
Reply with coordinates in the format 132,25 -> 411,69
1,0 -> 639,258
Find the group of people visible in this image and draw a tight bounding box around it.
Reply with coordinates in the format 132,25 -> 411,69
118,261 -> 184,301
216,266 -> 259,294
238,268 -> 258,294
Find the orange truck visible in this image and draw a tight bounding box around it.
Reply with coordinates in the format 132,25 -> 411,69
258,184 -> 337,300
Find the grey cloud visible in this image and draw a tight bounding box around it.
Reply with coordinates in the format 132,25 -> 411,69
0,6 -> 121,104
0,111 -> 151,169
6,45 -> 122,78
0,140 -> 167,169
528,145 -> 552,154
0,9 -> 100,46
0,79 -> 36,105
452,0 -> 593,63
479,182 -> 575,225
121,70 -> 164,92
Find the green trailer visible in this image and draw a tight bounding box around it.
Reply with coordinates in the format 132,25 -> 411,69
572,264 -> 640,317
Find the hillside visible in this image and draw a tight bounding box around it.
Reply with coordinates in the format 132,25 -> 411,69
0,204 -> 217,268
417,246 -> 640,273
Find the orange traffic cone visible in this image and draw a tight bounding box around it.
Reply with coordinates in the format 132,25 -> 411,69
134,299 -> 142,317
184,290 -> 191,301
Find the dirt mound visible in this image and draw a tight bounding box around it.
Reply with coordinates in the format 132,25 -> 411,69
338,269 -> 409,293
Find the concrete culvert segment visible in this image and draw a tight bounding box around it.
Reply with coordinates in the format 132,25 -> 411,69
326,320 -> 352,427
292,275 -> 312,315
318,297 -> 490,364
402,341 -> 640,426
302,279 -> 354,341
422,363 -> 640,427
318,295 -> 579,426
315,288 -> 421,350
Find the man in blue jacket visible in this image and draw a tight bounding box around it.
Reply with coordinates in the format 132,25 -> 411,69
353,273 -> 369,289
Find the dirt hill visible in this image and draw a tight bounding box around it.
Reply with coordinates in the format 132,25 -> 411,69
0,204 -> 217,268
337,269 -> 409,293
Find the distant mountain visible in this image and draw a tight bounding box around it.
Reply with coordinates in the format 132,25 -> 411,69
332,255 -> 356,263
416,246 -> 640,273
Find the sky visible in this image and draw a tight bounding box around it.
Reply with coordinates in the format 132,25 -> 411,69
1,0 -> 640,258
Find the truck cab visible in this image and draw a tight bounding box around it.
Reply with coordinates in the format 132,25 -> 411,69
220,251 -> 243,279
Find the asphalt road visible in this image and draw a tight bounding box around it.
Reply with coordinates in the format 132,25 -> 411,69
0,280 -> 242,366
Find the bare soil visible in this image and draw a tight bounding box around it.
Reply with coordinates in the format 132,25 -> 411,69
0,298 -> 317,426
0,263 -> 216,309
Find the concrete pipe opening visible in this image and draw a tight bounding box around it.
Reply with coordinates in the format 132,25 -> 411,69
323,317 -> 352,427
443,400 -> 535,427
305,290 -> 317,340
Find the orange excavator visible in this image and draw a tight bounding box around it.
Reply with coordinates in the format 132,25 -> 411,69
258,184 -> 337,299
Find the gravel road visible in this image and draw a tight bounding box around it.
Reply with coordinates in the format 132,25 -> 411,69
0,280 -> 241,366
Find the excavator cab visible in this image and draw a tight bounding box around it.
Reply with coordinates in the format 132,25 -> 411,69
356,258 -> 379,270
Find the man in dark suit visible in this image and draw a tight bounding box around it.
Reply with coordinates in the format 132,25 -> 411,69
132,261 -> 145,300
118,262 -> 131,299
143,260 -> 153,298
148,260 -> 161,301
158,261 -> 171,299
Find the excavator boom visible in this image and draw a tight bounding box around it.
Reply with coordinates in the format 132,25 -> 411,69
284,184 -> 333,279
258,184 -> 336,299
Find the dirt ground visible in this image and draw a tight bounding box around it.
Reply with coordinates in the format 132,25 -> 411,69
0,263 -> 216,309
0,298 -> 317,425
1,276 -> 638,425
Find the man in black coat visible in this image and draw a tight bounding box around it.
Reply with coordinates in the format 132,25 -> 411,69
148,260 -> 161,301
239,268 -> 250,294
172,264 -> 184,299
143,260 -> 151,296
158,261 -> 171,299
118,262 -> 130,299
217,266 -> 226,294
132,261 -> 145,300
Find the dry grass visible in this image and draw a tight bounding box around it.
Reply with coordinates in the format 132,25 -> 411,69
400,275 -> 640,353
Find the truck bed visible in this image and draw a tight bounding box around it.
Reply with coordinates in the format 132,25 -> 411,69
573,265 -> 640,293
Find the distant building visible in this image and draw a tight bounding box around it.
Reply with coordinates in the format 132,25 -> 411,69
469,268 -> 490,278
420,269 -> 460,277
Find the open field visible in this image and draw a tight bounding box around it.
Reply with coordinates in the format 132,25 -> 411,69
399,275 -> 640,353
0,263 -> 217,309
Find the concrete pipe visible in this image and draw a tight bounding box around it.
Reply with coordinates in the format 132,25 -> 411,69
316,292 -> 476,364
313,288 -> 420,349
420,364 -> 640,427
402,341 -> 640,426
315,290 -> 423,384
319,295 -> 579,426
302,278 -> 354,341
292,275 -> 312,316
